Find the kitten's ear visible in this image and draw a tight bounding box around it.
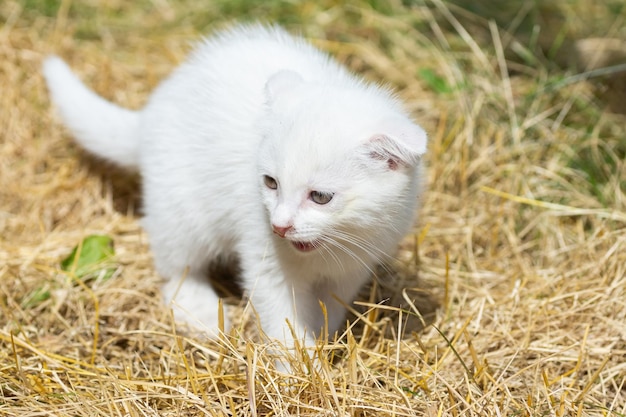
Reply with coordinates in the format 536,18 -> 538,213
363,119 -> 427,170
265,70 -> 304,103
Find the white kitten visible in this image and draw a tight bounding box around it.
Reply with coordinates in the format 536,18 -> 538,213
43,24 -> 427,348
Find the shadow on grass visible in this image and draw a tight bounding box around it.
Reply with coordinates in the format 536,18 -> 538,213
79,151 -> 143,216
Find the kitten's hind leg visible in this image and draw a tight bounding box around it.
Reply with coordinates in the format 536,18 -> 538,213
161,269 -> 229,339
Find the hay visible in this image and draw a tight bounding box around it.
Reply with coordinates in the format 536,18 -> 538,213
1,1 -> 625,415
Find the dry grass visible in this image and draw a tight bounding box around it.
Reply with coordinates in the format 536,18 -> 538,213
2,1 -> 626,416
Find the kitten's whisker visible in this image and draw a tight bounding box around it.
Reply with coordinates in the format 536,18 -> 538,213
318,235 -> 377,277
329,229 -> 392,260
323,228 -> 399,276
317,241 -> 346,274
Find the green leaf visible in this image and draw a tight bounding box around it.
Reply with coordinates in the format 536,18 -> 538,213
21,286 -> 51,309
418,68 -> 453,94
61,235 -> 116,282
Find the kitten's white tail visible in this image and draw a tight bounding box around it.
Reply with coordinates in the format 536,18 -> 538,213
43,56 -> 141,169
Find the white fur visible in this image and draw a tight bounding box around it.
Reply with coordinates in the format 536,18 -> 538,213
43,24 -> 427,347
43,57 -> 141,169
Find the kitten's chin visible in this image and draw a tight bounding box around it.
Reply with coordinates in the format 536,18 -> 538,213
291,240 -> 318,253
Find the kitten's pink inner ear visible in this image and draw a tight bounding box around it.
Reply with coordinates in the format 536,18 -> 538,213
364,117 -> 427,170
368,138 -> 401,170
265,70 -> 304,103
366,132 -> 425,170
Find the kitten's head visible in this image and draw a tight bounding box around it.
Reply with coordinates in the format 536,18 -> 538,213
257,70 -> 427,263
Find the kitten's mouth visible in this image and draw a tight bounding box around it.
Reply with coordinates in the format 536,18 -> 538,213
291,240 -> 318,252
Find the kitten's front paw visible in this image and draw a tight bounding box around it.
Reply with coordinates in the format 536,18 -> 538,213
170,302 -> 230,340
264,331 -> 323,376
162,277 -> 229,339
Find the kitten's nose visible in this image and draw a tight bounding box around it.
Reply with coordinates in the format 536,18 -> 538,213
272,224 -> 292,238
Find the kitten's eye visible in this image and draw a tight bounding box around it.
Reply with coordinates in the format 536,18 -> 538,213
263,175 -> 278,190
310,190 -> 334,205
